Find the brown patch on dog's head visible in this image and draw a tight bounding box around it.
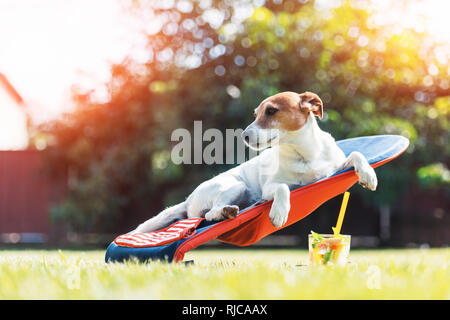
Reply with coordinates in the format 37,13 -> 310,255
253,91 -> 323,132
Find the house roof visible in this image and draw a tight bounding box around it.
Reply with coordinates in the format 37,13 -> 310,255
0,72 -> 23,104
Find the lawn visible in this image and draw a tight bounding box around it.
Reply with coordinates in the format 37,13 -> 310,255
0,248 -> 448,299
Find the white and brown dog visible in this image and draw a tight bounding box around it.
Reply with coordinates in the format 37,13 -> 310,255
134,91 -> 377,232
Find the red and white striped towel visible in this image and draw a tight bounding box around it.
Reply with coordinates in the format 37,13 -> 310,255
114,217 -> 204,248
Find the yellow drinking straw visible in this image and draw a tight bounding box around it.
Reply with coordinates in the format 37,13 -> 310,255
332,191 -> 350,236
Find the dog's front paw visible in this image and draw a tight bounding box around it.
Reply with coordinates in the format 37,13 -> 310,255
356,165 -> 378,191
268,202 -> 290,228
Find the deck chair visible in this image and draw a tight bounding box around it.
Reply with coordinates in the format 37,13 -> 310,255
105,135 -> 409,263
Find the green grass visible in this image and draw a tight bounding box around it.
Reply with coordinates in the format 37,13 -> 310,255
0,248 -> 448,299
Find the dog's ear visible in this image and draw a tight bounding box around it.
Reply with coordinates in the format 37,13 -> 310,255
299,92 -> 323,119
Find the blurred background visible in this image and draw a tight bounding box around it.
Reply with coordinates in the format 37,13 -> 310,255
0,0 -> 448,249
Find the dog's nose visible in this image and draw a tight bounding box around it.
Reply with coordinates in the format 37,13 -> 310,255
242,130 -> 250,142
242,125 -> 257,145
242,129 -> 253,144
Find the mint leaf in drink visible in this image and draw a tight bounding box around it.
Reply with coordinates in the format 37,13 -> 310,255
323,247 -> 332,264
311,231 -> 323,242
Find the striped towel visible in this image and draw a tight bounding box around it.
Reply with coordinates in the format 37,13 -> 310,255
114,217 -> 204,248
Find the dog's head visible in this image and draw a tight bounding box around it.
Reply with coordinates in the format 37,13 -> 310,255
242,91 -> 323,150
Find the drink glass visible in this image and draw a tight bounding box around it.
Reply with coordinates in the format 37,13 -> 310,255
308,234 -> 351,266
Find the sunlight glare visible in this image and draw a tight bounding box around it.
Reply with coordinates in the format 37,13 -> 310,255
0,0 -> 145,123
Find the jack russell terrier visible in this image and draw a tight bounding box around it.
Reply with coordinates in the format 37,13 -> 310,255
134,91 -> 377,232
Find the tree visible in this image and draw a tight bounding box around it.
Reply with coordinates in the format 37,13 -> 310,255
39,0 -> 449,243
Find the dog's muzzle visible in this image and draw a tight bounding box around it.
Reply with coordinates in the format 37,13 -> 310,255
242,124 -> 279,150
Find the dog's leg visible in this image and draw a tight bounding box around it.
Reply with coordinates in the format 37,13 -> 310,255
343,151 -> 377,191
133,201 -> 187,233
204,182 -> 246,221
262,182 -> 290,228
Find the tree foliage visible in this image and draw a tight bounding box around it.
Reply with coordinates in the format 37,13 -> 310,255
39,0 -> 449,234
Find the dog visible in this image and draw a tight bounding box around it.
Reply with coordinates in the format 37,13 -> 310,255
134,91 -> 377,233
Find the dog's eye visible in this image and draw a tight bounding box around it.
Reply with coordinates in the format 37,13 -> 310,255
265,107 -> 279,116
